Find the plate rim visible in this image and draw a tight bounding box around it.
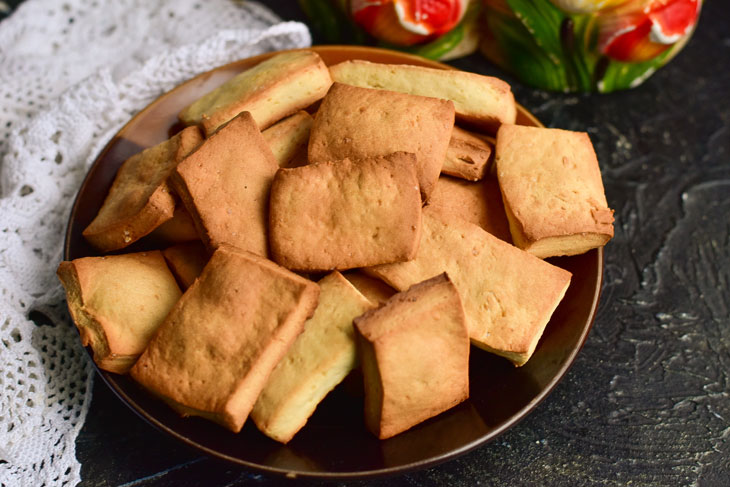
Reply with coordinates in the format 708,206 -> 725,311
63,45 -> 603,480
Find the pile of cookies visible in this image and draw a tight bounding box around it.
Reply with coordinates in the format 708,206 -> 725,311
57,50 -> 614,443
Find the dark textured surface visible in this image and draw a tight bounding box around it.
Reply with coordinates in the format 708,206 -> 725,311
9,0 -> 723,485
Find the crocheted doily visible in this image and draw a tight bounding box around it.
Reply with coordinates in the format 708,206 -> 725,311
0,1 -> 310,485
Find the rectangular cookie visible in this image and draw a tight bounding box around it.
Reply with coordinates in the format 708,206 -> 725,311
308,83 -> 454,200
130,245 -> 320,433
269,152 -> 422,272
262,110 -> 313,168
495,124 -> 615,258
427,175 -> 512,243
251,271 -> 376,443
170,111 -> 279,256
329,60 -> 516,132
179,50 -> 332,135
354,273 -> 469,439
57,251 -> 182,374
366,208 -> 572,366
82,126 -> 203,252
442,126 -> 493,181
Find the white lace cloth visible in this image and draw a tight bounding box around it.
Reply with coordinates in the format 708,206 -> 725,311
0,1 -> 310,485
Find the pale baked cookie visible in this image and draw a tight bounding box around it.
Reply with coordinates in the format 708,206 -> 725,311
179,50 -> 332,135
354,273 -> 470,439
262,110 -> 313,168
251,271 -> 376,444
57,251 -> 182,374
442,126 -> 493,181
329,60 -> 516,132
495,124 -> 615,258
367,208 -> 572,366
130,245 -> 320,433
161,241 -> 210,290
269,152 -> 422,272
427,175 -> 512,243
308,83 -> 454,200
170,111 -> 279,256
82,126 -> 203,252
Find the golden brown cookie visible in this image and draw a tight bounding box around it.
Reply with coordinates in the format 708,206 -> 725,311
82,126 -> 203,252
367,208 -> 572,366
495,124 -> 615,258
308,83 -> 454,200
251,271 -> 376,443
328,60 -> 516,132
344,272 -> 397,305
146,204 -> 200,245
269,152 -> 422,272
354,273 -> 470,439
170,111 -> 279,256
179,50 -> 332,135
57,251 -> 182,374
130,245 -> 320,433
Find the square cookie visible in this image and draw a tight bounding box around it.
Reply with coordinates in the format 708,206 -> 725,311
179,50 -> 332,135
83,126 -> 203,252
57,251 -> 182,374
308,83 -> 454,200
495,124 -> 615,258
130,245 -> 319,433
251,271 -> 375,443
269,152 -> 422,272
170,111 -> 279,256
354,273 -> 470,439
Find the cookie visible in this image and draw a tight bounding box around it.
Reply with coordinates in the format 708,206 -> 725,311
495,124 -> 615,258
179,50 -> 332,135
82,126 -> 203,252
269,152 -> 422,271
170,111 -> 279,256
57,251 -> 182,374
308,83 -> 454,200
354,273 -> 470,439
130,245 -> 319,433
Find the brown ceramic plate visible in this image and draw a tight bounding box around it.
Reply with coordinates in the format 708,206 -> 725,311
63,46 -> 603,479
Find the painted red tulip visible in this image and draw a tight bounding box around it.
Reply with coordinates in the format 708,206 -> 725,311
598,0 -> 701,62
351,0 -> 468,46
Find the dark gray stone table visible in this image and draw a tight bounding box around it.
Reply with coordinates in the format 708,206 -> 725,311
5,0 -> 727,485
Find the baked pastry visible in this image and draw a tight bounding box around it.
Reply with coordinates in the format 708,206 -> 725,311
251,271 -> 375,443
262,110 -> 313,168
179,50 -> 332,135
269,152 -> 422,272
442,126 -> 493,181
56,251 -> 182,374
328,60 -> 516,132
161,241 -> 210,290
308,82 -> 454,200
354,273 -> 470,439
170,111 -> 279,256
130,245 -> 319,433
367,208 -> 572,366
427,175 -> 512,243
495,124 -> 615,258
82,126 -> 203,252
